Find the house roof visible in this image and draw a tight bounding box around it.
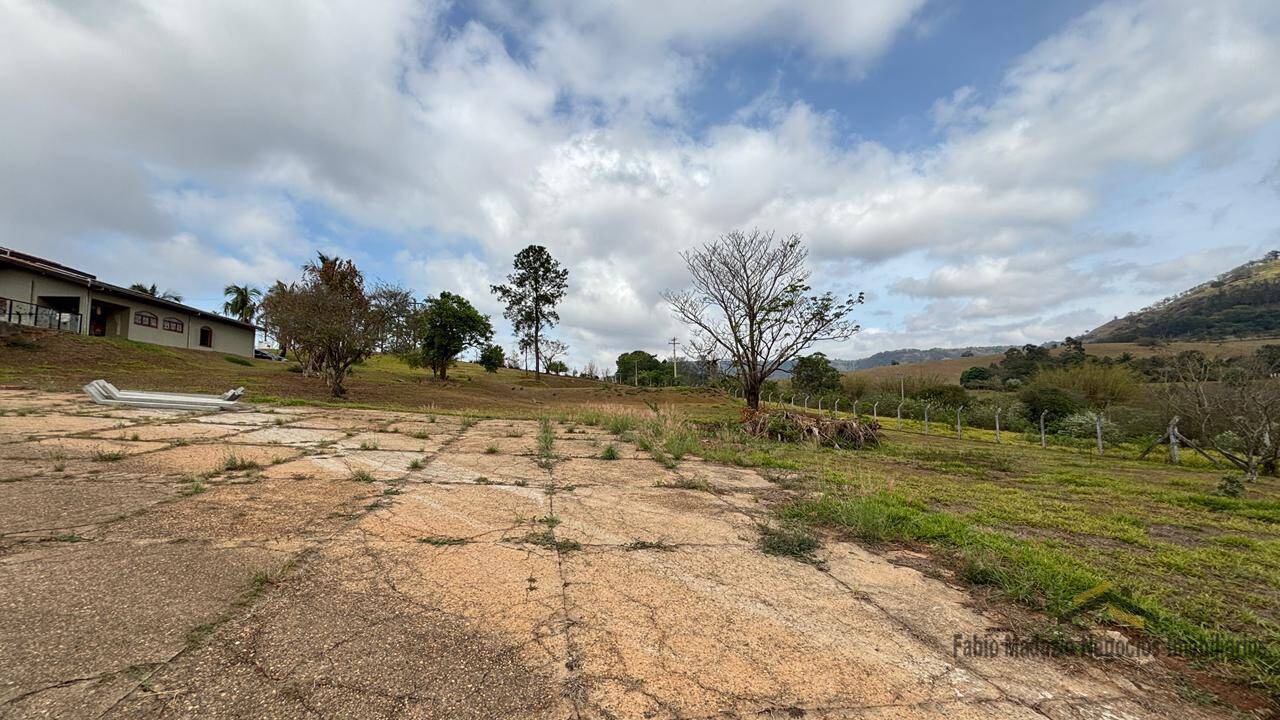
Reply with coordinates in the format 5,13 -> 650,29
0,246 -> 258,330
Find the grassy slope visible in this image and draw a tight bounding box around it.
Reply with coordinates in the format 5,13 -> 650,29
1088,255 -> 1280,342
0,331 -> 731,419
845,338 -> 1279,384
698,426 -> 1280,703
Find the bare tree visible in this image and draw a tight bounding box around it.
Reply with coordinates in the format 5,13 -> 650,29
663,229 -> 862,409
539,338 -> 568,370
1161,352 -> 1280,489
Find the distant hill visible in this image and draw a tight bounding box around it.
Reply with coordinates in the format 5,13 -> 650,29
847,346 -> 1016,370
1086,251 -> 1280,342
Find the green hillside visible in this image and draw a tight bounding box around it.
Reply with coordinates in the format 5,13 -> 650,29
1087,251 -> 1280,342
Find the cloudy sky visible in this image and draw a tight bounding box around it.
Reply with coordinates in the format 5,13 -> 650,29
4,0 -> 1280,370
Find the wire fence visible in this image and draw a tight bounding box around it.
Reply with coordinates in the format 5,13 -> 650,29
717,388 -> 1228,471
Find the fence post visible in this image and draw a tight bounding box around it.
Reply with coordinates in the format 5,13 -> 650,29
956,405 -> 964,440
852,400 -> 860,417
872,402 -> 879,422
1169,417 -> 1180,465
1039,410 -> 1048,449
804,395 -> 810,410
994,407 -> 1002,444
834,398 -> 840,414
924,405 -> 931,435
896,401 -> 904,430
818,397 -> 823,411
1094,412 -> 1104,455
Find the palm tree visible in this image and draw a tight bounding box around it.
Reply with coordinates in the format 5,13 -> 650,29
129,282 -> 183,302
222,284 -> 262,323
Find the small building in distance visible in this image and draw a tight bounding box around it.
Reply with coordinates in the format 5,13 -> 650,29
0,246 -> 255,357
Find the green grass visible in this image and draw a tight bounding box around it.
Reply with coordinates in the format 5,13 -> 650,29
757,523 -> 821,564
221,453 -> 260,472
536,417 -> 556,460
712,428 -> 1280,697
600,443 -> 620,460
223,355 -> 252,366
418,535 -> 470,546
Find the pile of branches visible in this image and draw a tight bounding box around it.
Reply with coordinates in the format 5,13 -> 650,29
742,409 -> 880,449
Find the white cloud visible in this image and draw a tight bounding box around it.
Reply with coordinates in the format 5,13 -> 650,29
2,0 -> 1279,369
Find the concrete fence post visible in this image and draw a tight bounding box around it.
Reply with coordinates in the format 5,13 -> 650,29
994,407 -> 1002,444
924,405 -> 931,435
1094,412 -> 1104,455
1039,410 -> 1048,449
956,405 -> 964,440
872,402 -> 879,422
803,394 -> 810,409
896,401 -> 904,430
834,398 -> 840,414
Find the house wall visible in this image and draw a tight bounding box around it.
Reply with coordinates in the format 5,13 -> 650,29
0,268 -> 91,318
1,266 -> 253,357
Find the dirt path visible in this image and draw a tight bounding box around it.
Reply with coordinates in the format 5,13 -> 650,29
0,390 -> 1223,719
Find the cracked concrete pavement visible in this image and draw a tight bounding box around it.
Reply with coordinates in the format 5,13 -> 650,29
0,389 -> 1224,719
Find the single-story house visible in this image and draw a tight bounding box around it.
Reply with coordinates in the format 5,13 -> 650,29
0,246 -> 255,357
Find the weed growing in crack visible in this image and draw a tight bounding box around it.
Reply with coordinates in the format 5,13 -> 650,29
383,487 -> 403,496
654,476 -> 711,492
474,476 -> 492,484
485,443 -> 500,454
535,514 -> 561,529
513,530 -> 581,553
52,533 -> 86,542
410,431 -> 430,440
505,430 -> 524,438
536,417 -> 556,461
169,438 -> 190,447
600,443 -> 620,460
514,479 -> 528,487
419,535 -> 470,546
179,477 -> 207,496
758,523 -> 822,565
350,469 -> 375,483
221,453 -> 260,472
408,458 -> 424,470
92,449 -> 126,462
625,539 -> 674,551
358,440 -> 379,451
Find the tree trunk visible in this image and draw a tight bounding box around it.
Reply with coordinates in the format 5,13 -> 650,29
745,379 -> 761,410
533,325 -> 541,379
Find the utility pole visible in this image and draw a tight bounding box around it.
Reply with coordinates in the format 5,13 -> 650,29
669,337 -> 679,382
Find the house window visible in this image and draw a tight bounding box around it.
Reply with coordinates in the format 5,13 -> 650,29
198,326 -> 213,347
134,311 -> 158,328
162,317 -> 184,333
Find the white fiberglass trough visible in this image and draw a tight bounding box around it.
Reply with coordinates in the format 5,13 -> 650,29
83,379 -> 248,412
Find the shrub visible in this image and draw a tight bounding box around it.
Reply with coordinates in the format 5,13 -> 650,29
911,383 -> 969,408
1018,384 -> 1081,428
959,366 -> 994,389
1057,412 -> 1123,443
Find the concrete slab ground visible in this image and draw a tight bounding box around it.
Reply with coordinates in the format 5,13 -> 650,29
0,389 -> 1225,719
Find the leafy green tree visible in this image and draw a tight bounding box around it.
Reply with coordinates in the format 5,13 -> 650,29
791,353 -> 841,396
478,344 -> 505,373
1018,384 -> 1081,428
222,284 -> 261,323
959,366 -> 993,388
257,253 -> 402,396
545,360 -> 568,374
616,350 -> 662,384
403,292 -> 493,380
491,245 -> 569,378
